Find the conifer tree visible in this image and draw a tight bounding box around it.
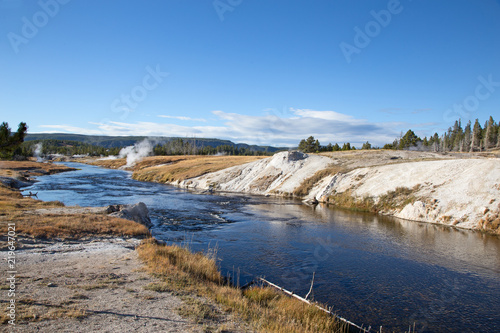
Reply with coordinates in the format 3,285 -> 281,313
463,120 -> 472,152
441,134 -> 447,152
450,120 -> 463,151
497,126 -> 500,148
399,130 -> 421,150
0,122 -> 28,159
361,141 -> 371,150
298,136 -> 320,153
341,142 -> 351,151
471,119 -> 482,151
484,116 -> 497,149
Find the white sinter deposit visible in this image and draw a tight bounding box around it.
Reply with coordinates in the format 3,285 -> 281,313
179,151 -> 333,196
312,159 -> 500,230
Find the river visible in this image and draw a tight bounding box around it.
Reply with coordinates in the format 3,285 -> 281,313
25,162 -> 500,332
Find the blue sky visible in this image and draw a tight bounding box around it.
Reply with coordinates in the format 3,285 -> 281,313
1,0 -> 499,147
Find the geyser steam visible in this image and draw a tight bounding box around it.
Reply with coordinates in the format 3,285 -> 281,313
34,143 -> 43,162
119,139 -> 154,167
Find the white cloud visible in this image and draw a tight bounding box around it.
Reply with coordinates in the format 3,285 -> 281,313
291,108 -> 359,122
39,109 -> 406,147
158,115 -> 207,122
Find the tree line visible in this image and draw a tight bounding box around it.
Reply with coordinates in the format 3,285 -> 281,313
297,136 -> 366,153
297,115 -> 499,153
0,123 -> 274,160
385,116 -> 500,152
153,138 -> 272,156
21,139 -> 122,157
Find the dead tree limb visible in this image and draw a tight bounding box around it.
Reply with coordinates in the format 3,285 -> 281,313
305,272 -> 315,300
258,277 -> 371,333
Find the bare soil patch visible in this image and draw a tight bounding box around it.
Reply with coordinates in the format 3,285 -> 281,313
5,238 -> 243,332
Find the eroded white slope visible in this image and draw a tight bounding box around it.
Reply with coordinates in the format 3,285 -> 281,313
179,151 -> 333,196
312,159 -> 500,229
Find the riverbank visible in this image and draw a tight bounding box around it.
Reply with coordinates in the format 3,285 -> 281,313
0,161 -> 349,332
0,161 -> 243,331
89,150 -> 500,234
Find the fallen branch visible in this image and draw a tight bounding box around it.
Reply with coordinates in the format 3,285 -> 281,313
258,277 -> 371,333
305,272 -> 315,300
24,191 -> 38,198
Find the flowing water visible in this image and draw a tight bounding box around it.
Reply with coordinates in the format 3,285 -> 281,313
25,162 -> 500,332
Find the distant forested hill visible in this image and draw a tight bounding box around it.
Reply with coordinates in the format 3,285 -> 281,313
25,133 -> 286,153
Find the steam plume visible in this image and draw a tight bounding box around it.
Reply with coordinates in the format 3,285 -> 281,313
34,143 -> 43,162
119,139 -> 154,167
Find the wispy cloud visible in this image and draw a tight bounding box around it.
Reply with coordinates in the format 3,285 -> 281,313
379,108 -> 405,115
40,109 -> 408,147
412,108 -> 432,114
158,115 -> 207,122
379,107 -> 433,115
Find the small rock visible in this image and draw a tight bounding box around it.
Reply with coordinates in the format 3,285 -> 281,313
47,282 -> 57,287
109,202 -> 152,229
106,204 -> 122,213
287,151 -> 307,161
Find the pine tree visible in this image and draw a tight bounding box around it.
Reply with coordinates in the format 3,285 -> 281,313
441,134 -> 447,152
0,122 -> 28,159
450,120 -> 463,151
298,136 -> 320,153
497,126 -> 500,148
484,116 -> 497,149
399,130 -> 421,150
422,137 -> 429,148
471,119 -> 482,152
463,120 -> 472,152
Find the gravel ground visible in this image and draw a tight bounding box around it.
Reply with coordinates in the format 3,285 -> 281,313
5,237 -> 247,333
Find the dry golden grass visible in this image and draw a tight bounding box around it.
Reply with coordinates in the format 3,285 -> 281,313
89,158 -> 128,169
326,190 -> 375,213
138,238 -> 222,284
10,213 -> 149,239
0,299 -> 88,324
137,239 -> 346,333
131,155 -> 265,183
0,160 -> 75,177
0,183 -> 65,217
293,166 -> 346,197
326,185 -> 421,214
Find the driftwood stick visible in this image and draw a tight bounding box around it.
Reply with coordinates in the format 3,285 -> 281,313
305,272 -> 315,300
258,277 -> 371,333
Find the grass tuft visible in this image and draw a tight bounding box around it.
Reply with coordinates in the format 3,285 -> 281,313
327,185 -> 421,213
138,238 -> 222,284
293,166 -> 345,197
137,239 -> 346,333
